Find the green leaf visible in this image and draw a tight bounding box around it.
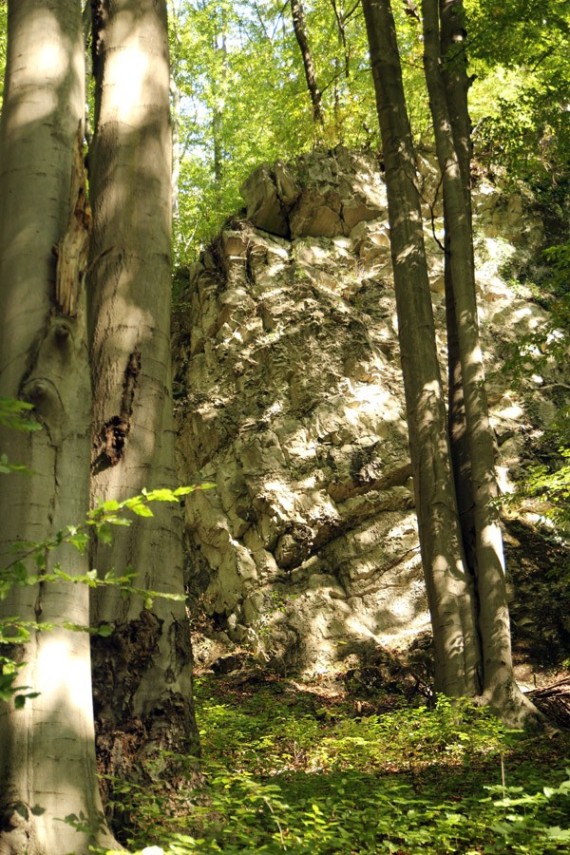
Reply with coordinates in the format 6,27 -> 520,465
173,485 -> 195,496
129,503 -> 154,518
97,526 -> 113,545
101,499 -> 121,512
0,397 -> 41,431
15,691 -> 40,708
174,482 -> 215,497
144,488 -> 178,502
96,624 -> 114,637
67,529 -> 89,553
14,802 -> 29,820
30,805 -> 46,816
547,827 -> 570,841
0,623 -> 30,644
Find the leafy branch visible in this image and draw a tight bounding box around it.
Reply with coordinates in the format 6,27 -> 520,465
0,482 -> 215,706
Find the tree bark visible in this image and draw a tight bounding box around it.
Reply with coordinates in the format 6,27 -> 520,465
330,0 -> 351,79
87,0 -> 199,802
0,2 -> 113,852
211,4 -> 228,196
440,0 -> 475,574
421,0 -> 537,724
290,0 -> 325,126
361,0 -> 480,697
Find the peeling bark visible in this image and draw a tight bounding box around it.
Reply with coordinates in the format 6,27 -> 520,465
54,125 -> 92,318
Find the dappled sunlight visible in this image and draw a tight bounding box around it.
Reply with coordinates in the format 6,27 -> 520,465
124,671 -> 570,852
343,381 -> 401,422
88,0 -> 176,562
9,85 -> 58,129
179,185 -> 424,667
465,340 -> 484,366
511,304 -> 548,329
417,379 -> 444,432
104,44 -> 149,123
261,478 -> 302,518
433,553 -> 451,573
101,6 -> 169,130
3,9 -> 83,136
35,630 -> 92,716
1,635 -> 110,853
479,522 -> 506,569
282,426 -> 318,461
0,5 -> 85,389
395,241 -> 422,265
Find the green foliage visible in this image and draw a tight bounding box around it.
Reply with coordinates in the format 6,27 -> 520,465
168,0 -> 570,263
0,397 -> 40,432
467,0 -> 570,185
0,482 -> 214,705
498,241 -> 570,530
543,243 -> 570,298
1,483 -> 214,601
0,653 -> 39,707
0,397 -> 40,474
100,678 -> 570,854
520,452 -> 570,530
169,0 -> 427,263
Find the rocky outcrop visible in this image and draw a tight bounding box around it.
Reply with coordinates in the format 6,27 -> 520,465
240,148 -> 386,239
173,147 -> 560,676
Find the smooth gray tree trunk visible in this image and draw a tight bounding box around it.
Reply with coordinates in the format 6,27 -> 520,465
361,0 -> 480,697
87,0 -> 199,798
0,2 -> 113,852
439,0 -> 476,576
421,0 -> 537,724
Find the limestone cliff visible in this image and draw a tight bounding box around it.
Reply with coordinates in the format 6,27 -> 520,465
173,147 -> 561,676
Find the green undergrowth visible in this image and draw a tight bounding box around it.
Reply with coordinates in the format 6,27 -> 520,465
106,675 -> 570,855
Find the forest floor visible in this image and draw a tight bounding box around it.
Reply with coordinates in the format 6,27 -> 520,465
106,521 -> 570,854
116,664 -> 570,855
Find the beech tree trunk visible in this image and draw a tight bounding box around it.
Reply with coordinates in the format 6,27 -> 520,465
421,0 -> 537,724
439,0 -> 475,575
87,0 -> 199,795
361,0 -> 480,697
0,2 -> 113,852
290,0 -> 325,126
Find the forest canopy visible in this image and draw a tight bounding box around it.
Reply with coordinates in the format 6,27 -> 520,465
0,1 -> 568,261
164,0 -> 570,261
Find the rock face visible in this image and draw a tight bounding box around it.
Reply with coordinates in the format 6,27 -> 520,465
240,148 -> 386,240
173,147 -> 555,676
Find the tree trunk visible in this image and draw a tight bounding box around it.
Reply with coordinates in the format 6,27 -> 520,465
360,0 -> 480,697
290,0 -> 325,126
330,0 -> 351,79
421,0 -> 537,724
212,6 -> 227,197
87,0 -> 199,800
0,2 -> 112,852
440,0 -> 475,574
